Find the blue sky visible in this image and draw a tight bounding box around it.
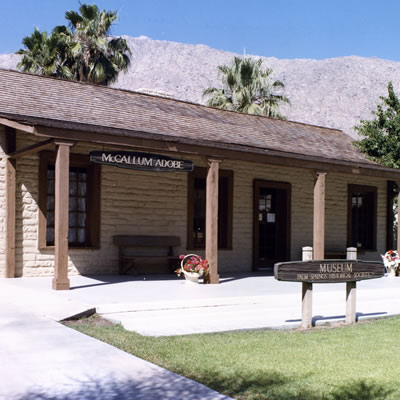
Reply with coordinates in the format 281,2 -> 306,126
2,0 -> 400,61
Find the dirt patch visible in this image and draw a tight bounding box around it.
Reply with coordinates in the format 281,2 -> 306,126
63,314 -> 116,328
293,317 -> 386,332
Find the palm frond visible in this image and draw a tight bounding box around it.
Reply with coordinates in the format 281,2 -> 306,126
204,56 -> 289,119
15,4 -> 129,85
65,11 -> 83,29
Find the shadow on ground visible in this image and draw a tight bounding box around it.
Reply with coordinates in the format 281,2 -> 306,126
9,373 -> 394,400
8,374 -> 230,400
70,272 -> 273,289
330,380 -> 393,400
286,311 -> 388,325
202,371 -> 394,400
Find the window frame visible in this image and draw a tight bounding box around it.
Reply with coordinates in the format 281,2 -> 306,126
186,166 -> 233,250
347,184 -> 377,251
38,151 -> 101,249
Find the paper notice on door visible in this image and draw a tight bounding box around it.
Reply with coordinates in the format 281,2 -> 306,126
267,213 -> 275,223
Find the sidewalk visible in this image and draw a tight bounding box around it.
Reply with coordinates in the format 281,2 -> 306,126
1,273 -> 400,335
0,289 -> 232,400
1,273 -> 399,399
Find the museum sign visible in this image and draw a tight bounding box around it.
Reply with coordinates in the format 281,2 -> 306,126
274,260 -> 385,283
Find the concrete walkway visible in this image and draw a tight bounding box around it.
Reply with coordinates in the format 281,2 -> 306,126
1,273 -> 400,399
2,273 -> 400,335
0,277 -> 235,400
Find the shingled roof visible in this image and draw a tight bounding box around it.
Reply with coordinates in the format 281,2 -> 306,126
0,68 -> 390,171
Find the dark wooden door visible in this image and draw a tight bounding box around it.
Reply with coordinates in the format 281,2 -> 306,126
253,180 -> 291,270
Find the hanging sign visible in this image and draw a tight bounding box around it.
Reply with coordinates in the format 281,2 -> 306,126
89,151 -> 193,172
274,260 -> 384,283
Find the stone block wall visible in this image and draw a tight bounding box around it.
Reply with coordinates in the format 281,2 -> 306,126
0,130 -> 390,277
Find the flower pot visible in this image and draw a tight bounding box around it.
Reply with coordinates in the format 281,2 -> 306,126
183,271 -> 202,284
178,254 -> 208,284
382,251 -> 400,278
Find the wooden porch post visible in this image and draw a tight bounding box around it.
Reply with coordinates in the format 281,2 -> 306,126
5,158 -> 16,278
302,171 -> 326,328
205,159 -> 220,284
52,142 -> 72,290
313,172 -> 326,260
4,127 -> 16,278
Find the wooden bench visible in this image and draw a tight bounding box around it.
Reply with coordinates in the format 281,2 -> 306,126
113,235 -> 181,275
325,251 -> 347,259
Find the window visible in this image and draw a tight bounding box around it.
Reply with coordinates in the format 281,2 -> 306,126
39,152 -> 101,248
187,167 -> 233,249
348,184 -> 377,250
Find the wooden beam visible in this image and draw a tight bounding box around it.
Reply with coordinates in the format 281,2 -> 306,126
8,139 -> 54,159
33,125 -> 400,180
0,117 -> 36,134
5,158 -> 16,278
313,172 -> 326,260
52,143 -> 73,290
205,159 -> 220,284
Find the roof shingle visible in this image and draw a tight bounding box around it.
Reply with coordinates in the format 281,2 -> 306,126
0,68 -> 380,167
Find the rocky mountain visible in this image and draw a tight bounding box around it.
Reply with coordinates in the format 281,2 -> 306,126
2,35 -> 400,138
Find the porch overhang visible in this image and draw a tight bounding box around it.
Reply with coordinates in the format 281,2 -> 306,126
1,113 -> 400,180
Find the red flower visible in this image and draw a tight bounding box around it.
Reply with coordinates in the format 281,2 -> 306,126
176,254 -> 210,277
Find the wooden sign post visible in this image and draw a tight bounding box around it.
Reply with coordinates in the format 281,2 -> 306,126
274,259 -> 385,327
302,246 -> 313,328
346,247 -> 357,324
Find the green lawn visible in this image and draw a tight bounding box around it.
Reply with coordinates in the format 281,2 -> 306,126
66,316 -> 400,400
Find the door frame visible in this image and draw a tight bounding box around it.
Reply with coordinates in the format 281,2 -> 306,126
253,179 -> 291,271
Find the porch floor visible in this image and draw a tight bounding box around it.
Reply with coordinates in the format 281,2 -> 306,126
1,272 -> 400,336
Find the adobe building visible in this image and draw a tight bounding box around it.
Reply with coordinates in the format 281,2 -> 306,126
0,69 -> 399,289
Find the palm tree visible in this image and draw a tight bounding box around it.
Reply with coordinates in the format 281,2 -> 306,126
16,4 -> 131,86
16,28 -> 72,79
203,57 -> 289,119
65,4 -> 131,85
